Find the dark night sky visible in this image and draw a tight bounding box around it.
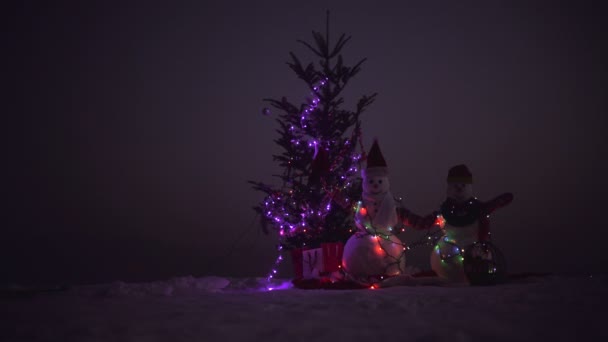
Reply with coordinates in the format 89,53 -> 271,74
4,1 -> 607,286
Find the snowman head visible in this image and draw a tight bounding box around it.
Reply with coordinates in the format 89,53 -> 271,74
447,182 -> 473,202
362,171 -> 390,195
362,139 -> 390,195
446,164 -> 474,202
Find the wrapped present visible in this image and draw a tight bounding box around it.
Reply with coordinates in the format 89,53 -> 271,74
301,242 -> 344,279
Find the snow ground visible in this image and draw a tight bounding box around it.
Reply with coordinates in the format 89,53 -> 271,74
1,275 -> 606,342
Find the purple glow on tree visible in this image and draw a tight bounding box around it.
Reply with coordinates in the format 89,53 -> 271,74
250,16 -> 376,283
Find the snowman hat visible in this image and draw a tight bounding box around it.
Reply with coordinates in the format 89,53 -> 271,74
447,164 -> 473,184
362,139 -> 388,178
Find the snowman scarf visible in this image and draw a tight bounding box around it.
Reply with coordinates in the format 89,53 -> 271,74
362,191 -> 398,232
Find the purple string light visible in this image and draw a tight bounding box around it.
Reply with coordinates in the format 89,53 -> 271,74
299,78 -> 327,130
263,76 -> 365,290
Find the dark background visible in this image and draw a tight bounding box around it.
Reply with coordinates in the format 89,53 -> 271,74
3,1 -> 607,286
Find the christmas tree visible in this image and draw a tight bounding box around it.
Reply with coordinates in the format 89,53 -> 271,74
250,14 -> 377,251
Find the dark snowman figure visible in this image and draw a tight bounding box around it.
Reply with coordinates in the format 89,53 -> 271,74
430,164 -> 513,283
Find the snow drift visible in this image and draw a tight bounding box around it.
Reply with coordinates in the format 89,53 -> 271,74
1,275 -> 606,341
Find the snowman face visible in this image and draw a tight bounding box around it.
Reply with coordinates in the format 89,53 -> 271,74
447,182 -> 473,202
363,175 -> 390,195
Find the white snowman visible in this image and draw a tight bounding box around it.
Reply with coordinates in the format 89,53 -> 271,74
431,164 -> 513,283
341,140 -> 406,284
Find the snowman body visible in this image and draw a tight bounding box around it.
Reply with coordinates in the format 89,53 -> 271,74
431,181 -> 480,282
342,173 -> 406,282
342,232 -> 405,279
430,221 -> 478,282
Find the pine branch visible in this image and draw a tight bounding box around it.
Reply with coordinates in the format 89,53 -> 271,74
296,39 -> 323,57
343,58 -> 367,84
356,93 -> 378,114
312,31 -> 329,57
329,34 -> 351,59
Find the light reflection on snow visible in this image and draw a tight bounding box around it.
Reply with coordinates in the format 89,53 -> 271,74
266,280 -> 294,291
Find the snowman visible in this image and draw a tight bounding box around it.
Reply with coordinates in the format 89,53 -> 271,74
430,164 -> 513,283
341,140 -> 408,284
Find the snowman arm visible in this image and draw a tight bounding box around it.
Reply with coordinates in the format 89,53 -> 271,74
483,193 -> 514,216
396,207 -> 417,227
397,208 -> 436,230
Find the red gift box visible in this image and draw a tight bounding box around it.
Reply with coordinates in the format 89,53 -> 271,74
293,242 -> 344,279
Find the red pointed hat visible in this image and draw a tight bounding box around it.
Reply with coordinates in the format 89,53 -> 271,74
363,139 -> 388,177
447,164 -> 473,184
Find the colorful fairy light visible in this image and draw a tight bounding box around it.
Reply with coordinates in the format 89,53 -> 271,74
338,200 -> 448,286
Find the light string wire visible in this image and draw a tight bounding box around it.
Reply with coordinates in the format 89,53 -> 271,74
339,201 -> 445,286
